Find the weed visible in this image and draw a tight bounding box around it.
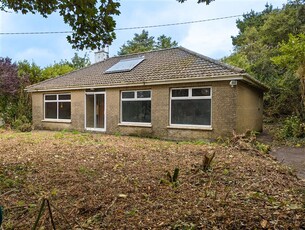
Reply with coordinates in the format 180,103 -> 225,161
223,168 -> 230,175
54,132 -> 65,139
126,208 -> 138,216
255,142 -> 270,154
114,131 -> 121,137
12,116 -> 32,132
277,116 -> 305,139
172,220 -> 196,230
71,130 -> 80,134
78,166 -> 96,178
160,168 -> 180,188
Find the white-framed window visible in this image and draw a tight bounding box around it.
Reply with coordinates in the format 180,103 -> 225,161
44,94 -> 71,121
121,90 -> 151,124
170,87 -> 211,127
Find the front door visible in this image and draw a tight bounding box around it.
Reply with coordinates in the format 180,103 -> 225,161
85,92 -> 106,131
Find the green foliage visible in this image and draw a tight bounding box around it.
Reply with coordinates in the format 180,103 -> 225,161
118,30 -> 178,55
1,52 -> 88,128
224,1 -> 305,119
255,142 -> 271,154
272,33 -> 305,111
69,53 -> 91,69
118,30 -> 154,55
12,115 -> 32,132
222,52 -> 252,74
0,1 -> 120,50
41,63 -> 74,81
172,220 -> 196,230
155,35 -> 178,50
177,0 -> 214,4
160,167 -> 180,188
18,60 -> 42,84
272,33 -> 305,70
277,116 -> 305,139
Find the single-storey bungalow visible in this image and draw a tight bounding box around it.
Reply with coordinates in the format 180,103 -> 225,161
26,47 -> 268,140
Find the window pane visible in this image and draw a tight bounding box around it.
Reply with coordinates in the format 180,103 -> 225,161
172,89 -> 188,97
192,88 -> 211,97
122,91 -> 135,99
86,95 -> 94,128
59,94 -> 71,100
122,101 -> 151,123
96,94 -> 105,128
58,102 -> 71,119
171,99 -> 211,125
45,95 -> 56,100
45,102 -> 57,119
137,91 -> 151,98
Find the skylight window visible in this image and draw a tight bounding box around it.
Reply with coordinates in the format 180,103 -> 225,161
105,56 -> 145,73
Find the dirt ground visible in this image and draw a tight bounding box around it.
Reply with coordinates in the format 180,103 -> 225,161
0,130 -> 304,229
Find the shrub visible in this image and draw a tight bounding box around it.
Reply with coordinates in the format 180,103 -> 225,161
255,142 -> 271,154
12,115 -> 32,132
277,116 -> 305,139
18,123 -> 32,132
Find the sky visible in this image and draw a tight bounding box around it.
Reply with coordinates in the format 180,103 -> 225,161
0,0 -> 287,67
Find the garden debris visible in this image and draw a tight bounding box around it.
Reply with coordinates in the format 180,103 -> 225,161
229,130 -> 271,155
0,130 -> 304,229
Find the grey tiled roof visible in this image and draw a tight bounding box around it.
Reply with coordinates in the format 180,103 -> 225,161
26,47 -> 257,92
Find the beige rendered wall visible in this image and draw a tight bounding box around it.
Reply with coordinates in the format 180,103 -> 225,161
106,86 -> 154,137
236,82 -> 264,133
31,81 -> 263,139
106,81 -> 237,140
32,90 -> 85,131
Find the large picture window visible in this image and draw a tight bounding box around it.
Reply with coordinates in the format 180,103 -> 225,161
121,90 -> 151,123
44,94 -> 71,120
170,87 -> 211,127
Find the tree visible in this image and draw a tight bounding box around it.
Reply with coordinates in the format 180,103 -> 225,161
0,57 -> 19,96
18,60 -> 42,84
69,53 -> 91,69
177,0 -> 214,4
118,30 -> 155,55
223,1 -> 305,118
272,33 -> 305,114
0,57 -> 21,124
0,0 -> 120,50
41,63 -> 74,81
155,35 -> 178,50
118,30 -> 178,55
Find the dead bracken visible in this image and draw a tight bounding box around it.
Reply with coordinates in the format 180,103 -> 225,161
0,130 -> 304,229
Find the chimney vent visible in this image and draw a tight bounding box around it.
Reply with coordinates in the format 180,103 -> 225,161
95,46 -> 109,63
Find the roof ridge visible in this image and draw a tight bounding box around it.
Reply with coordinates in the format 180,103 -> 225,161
110,46 -> 180,59
178,46 -> 245,74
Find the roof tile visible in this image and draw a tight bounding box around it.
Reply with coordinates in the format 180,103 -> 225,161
26,47 -> 245,91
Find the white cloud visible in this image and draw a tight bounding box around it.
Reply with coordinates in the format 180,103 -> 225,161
180,19 -> 238,59
1,0 -> 288,66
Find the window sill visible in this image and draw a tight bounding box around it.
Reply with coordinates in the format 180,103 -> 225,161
167,125 -> 212,131
118,123 -> 152,128
42,119 -> 71,123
